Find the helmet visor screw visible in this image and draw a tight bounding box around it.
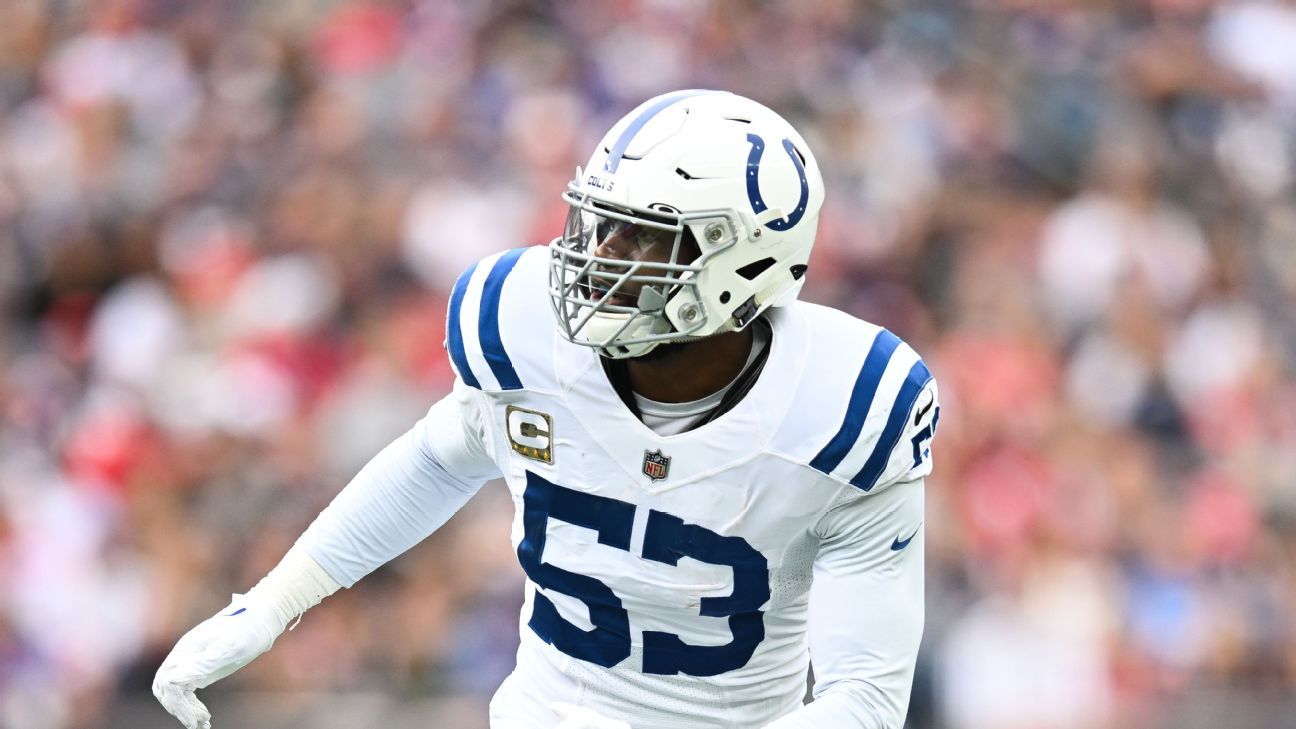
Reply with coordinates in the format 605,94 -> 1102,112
705,224 -> 724,243
681,304 -> 700,322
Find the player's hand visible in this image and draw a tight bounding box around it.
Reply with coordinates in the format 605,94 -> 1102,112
551,701 -> 633,729
153,592 -> 289,729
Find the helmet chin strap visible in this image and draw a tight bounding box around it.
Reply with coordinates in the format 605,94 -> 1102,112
595,271 -> 792,359
636,285 -> 669,313
592,286 -> 674,358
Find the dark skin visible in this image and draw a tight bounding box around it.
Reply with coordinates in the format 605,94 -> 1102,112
592,222 -> 755,404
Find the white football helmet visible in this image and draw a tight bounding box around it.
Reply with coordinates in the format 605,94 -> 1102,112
549,90 -> 825,359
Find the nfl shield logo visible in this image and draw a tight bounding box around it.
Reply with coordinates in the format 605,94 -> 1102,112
642,449 -> 671,482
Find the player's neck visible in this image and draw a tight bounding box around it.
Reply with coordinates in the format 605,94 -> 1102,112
624,327 -> 755,404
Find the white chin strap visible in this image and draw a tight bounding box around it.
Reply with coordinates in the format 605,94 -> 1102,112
582,311 -> 673,359
583,276 -> 794,359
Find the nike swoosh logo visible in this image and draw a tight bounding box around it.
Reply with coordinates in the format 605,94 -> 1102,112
225,608 -> 246,616
891,526 -> 921,551
913,398 -> 934,427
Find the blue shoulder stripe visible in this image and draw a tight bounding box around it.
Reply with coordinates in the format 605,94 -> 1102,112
850,360 -> 933,491
477,248 -> 527,391
447,262 -> 481,389
809,329 -> 901,475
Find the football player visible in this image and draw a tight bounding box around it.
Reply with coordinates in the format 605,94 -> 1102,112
154,90 -> 939,729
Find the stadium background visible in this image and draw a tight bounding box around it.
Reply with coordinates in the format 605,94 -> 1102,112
2,1 -> 1295,727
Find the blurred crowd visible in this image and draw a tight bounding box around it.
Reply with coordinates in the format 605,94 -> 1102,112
1,1 -> 1295,728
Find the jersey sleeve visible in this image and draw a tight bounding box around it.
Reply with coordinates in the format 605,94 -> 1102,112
422,379 -> 503,480
296,381 -> 502,587
872,377 -> 939,490
804,327 -> 939,494
762,478 -> 926,729
445,246 -> 563,392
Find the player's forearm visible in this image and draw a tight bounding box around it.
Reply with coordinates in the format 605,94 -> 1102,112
243,415 -> 486,621
295,407 -> 491,587
770,479 -> 924,729
760,679 -> 908,729
231,386 -> 497,621
243,544 -> 342,629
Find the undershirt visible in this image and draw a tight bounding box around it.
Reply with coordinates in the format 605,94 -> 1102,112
631,323 -> 771,436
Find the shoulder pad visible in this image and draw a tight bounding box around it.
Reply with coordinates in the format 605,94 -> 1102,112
773,305 -> 939,493
444,246 -> 556,393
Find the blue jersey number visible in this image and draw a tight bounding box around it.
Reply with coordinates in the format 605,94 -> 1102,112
516,471 -> 770,676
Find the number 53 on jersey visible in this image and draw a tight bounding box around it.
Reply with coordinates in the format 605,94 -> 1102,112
516,471 -> 771,677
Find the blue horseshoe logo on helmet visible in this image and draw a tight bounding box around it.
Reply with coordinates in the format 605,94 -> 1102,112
745,133 -> 810,231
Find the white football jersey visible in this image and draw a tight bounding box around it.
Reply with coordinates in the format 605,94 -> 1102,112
444,247 -> 938,728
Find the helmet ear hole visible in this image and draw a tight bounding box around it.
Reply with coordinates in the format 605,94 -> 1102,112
720,291 -> 731,304
735,257 -> 776,281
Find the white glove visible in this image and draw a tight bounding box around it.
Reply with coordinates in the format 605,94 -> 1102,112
551,701 -> 633,729
153,592 -> 290,729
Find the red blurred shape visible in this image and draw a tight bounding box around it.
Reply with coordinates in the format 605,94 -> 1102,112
959,443 -> 1055,554
62,405 -> 157,494
1182,468 -> 1258,565
314,3 -> 403,75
